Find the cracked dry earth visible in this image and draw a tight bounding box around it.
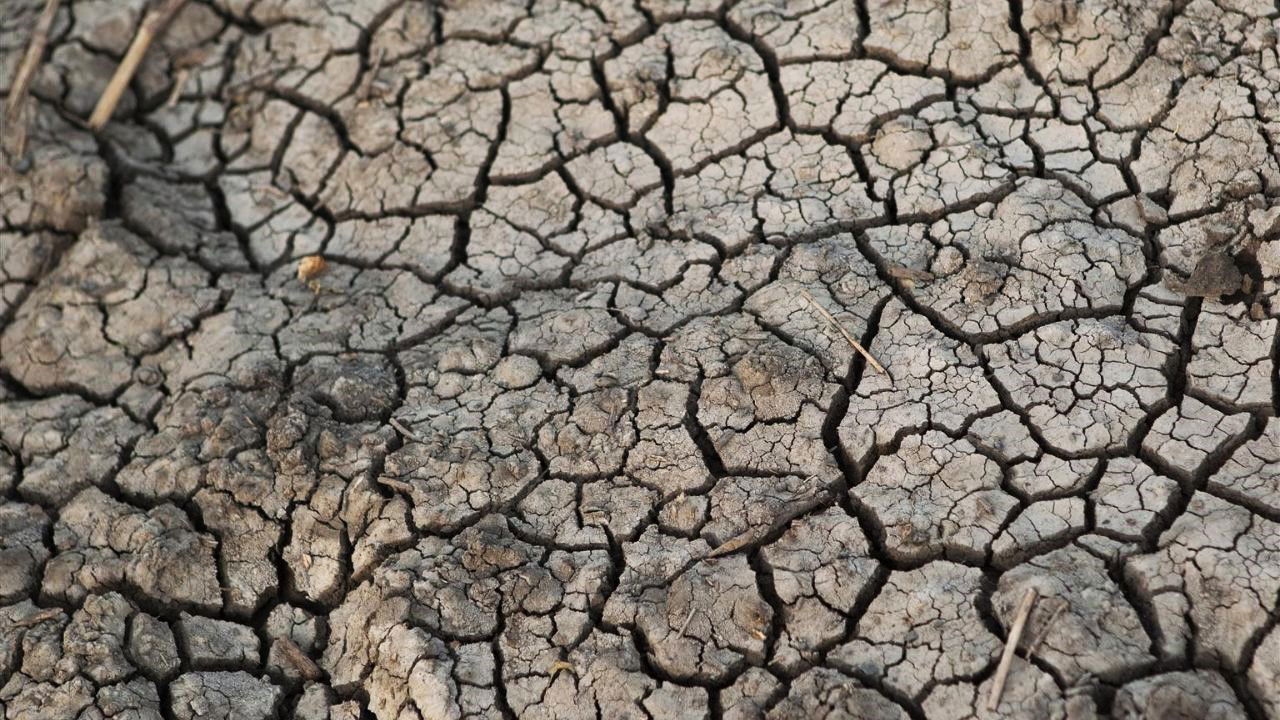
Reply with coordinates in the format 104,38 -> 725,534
5,0 -> 1280,719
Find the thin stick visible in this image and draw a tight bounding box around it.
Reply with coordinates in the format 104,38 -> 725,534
275,637 -> 322,681
163,47 -> 207,107
800,290 -> 889,378
1022,598 -> 1066,659
163,67 -> 189,107
548,659 -> 576,677
4,0 -> 61,159
675,605 -> 697,636
358,47 -> 385,103
13,607 -> 62,627
87,0 -> 188,131
388,417 -> 422,443
376,476 -> 413,493
988,587 -> 1038,711
708,530 -> 757,558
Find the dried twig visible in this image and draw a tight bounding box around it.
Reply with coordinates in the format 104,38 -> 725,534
800,290 -> 889,379
220,69 -> 276,104
163,67 -> 189,107
163,47 -> 208,108
1022,597 -> 1066,659
675,605 -> 697,636
885,264 -> 934,283
275,637 -> 322,681
548,659 -> 577,677
13,608 -> 62,627
376,476 -> 413,493
988,587 -> 1038,711
357,47 -> 385,103
388,417 -> 422,444
4,0 -> 61,160
87,0 -> 189,131
708,530 -> 758,558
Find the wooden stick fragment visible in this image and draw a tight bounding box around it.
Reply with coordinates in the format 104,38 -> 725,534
87,0 -> 188,131
988,587 -> 1038,711
13,607 -> 62,627
675,605 -> 697,636
163,47 -> 207,108
388,417 -> 422,444
163,67 -> 189,107
376,476 -> 413,493
357,47 -> 385,103
800,290 -> 889,378
548,659 -> 577,677
4,0 -> 61,160
1022,598 -> 1066,660
275,637 -> 322,681
708,530 -> 759,558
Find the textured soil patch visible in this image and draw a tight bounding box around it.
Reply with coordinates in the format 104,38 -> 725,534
2,0 -> 1280,718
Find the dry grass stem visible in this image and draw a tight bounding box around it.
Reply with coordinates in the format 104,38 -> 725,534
708,529 -> 761,558
358,47 -> 385,103
1022,597 -> 1066,659
87,0 -> 188,131
163,68 -> 190,108
800,289 -> 889,379
388,417 -> 422,443
275,637 -> 322,681
4,0 -> 61,159
163,48 -> 207,108
548,660 -> 577,677
988,587 -> 1038,711
376,476 -> 413,493
676,606 -> 697,636
13,608 -> 62,627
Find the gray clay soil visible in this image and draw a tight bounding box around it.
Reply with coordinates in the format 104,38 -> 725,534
2,0 -> 1280,718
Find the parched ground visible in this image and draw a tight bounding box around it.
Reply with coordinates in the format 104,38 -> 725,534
2,0 -> 1280,718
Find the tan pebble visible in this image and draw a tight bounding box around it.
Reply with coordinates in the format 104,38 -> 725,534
297,255 -> 327,282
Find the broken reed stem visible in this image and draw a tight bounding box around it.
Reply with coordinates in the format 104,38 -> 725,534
708,530 -> 757,558
4,0 -> 61,159
358,47 -> 385,102
675,605 -> 697,636
800,290 -> 889,378
1022,598 -> 1066,660
376,476 -> 413,493
163,67 -> 189,107
388,417 -> 422,443
13,608 -> 62,627
163,47 -> 208,108
87,0 -> 188,131
987,587 -> 1038,711
275,637 -> 322,681
548,659 -> 577,677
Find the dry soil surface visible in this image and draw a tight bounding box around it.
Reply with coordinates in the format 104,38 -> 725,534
2,0 -> 1280,718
